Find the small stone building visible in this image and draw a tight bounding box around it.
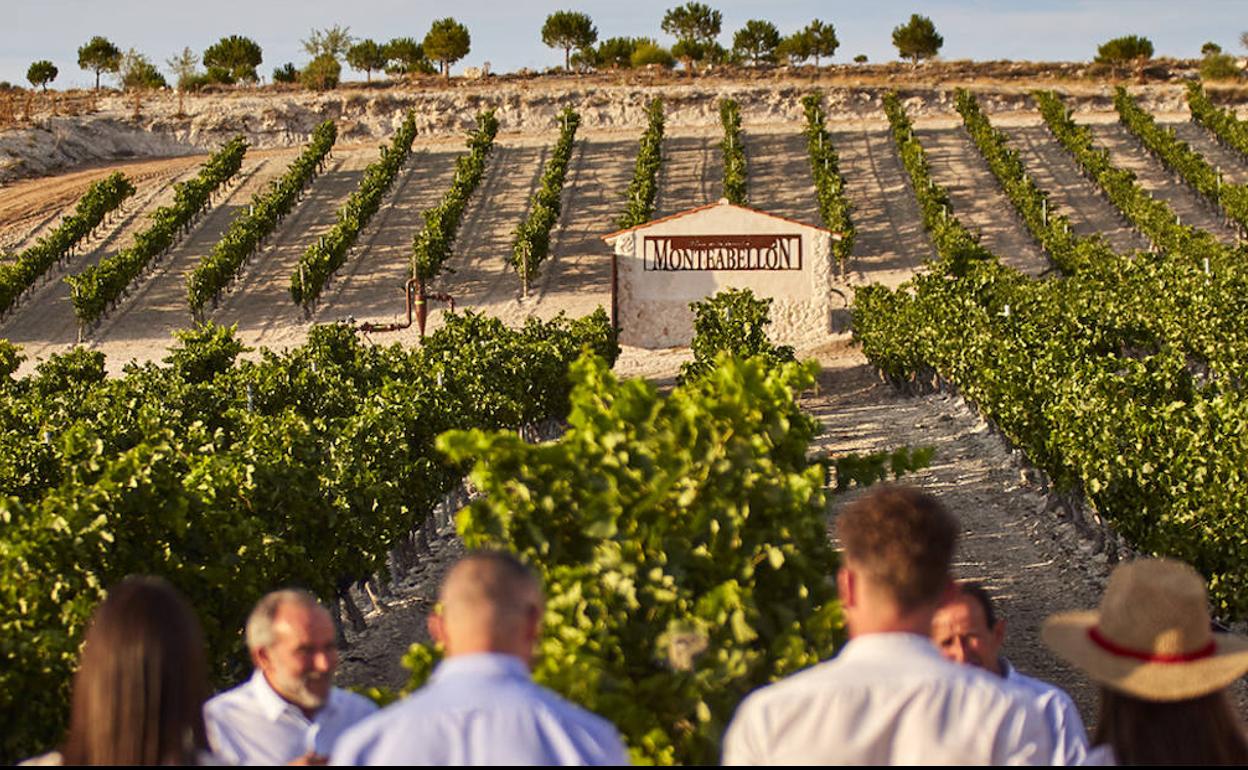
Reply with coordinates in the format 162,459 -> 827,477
603,199 -> 838,348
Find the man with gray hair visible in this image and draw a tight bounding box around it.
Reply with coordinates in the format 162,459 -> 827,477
205,589 -> 377,765
332,550 -> 628,765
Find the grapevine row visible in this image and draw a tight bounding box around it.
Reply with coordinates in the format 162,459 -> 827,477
1113,86 -> 1248,235
855,93 -> 1248,627
66,139 -> 247,327
187,121 -> 337,316
1186,80 -> 1248,161
511,108 -> 580,296
0,173 -> 135,316
800,92 -> 855,274
290,111 -> 416,307
1034,90 -> 1227,269
616,98 -> 664,229
719,98 -> 747,205
954,89 -> 1117,275
411,110 -> 499,283
0,308 -> 619,763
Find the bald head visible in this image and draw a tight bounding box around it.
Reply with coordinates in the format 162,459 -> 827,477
430,551 -> 544,663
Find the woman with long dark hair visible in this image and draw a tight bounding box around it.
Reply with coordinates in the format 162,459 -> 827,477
1043,558 -> 1248,765
27,576 -> 215,765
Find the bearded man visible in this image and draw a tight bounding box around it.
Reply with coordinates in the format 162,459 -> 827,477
205,590 -> 377,765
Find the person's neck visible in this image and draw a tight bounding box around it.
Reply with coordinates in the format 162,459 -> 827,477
847,608 -> 936,639
260,671 -> 323,720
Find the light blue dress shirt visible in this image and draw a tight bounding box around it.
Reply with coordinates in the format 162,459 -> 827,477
330,653 -> 630,766
204,669 -> 378,765
1001,659 -> 1090,765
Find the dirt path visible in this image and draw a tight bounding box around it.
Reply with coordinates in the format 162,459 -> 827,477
655,129 -> 724,217
744,129 -> 820,223
917,127 -> 1051,276
1088,123 -> 1239,244
1170,122 -> 1248,186
833,122 -> 935,287
1002,124 -> 1150,256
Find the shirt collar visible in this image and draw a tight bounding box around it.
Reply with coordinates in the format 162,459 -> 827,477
999,657 -> 1017,679
428,653 -> 532,685
247,669 -> 340,723
837,631 -> 946,662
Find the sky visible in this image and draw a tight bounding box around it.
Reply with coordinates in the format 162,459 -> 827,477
4,0 -> 1246,88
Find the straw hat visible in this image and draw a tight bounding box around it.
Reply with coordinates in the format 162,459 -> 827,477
1042,558 -> 1248,702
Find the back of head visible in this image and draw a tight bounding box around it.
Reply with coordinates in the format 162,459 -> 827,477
1097,687 -> 1248,765
836,486 -> 959,612
62,576 -> 209,765
436,550 -> 543,657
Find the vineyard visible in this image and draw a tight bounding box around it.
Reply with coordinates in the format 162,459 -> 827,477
4,81 -> 1248,761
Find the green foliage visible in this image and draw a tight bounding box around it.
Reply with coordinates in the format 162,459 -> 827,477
26,61 -> 57,91
1200,52 -> 1241,81
0,341 -> 23,379
346,40 -> 387,81
66,140 -> 245,326
719,98 -> 747,205
77,36 -> 121,90
411,110 -> 499,284
166,48 -> 201,90
271,62 -> 298,84
429,351 -> 841,764
617,98 -> 665,228
383,38 -> 435,76
119,50 -> 166,91
1187,80 -> 1248,160
303,25 -> 355,61
424,17 -> 471,77
291,114 -> 414,306
1095,35 -> 1154,66
542,11 -> 599,70
189,121 -> 336,314
631,42 -> 675,69
802,91 -> 855,273
0,308 -> 618,764
732,20 -> 780,65
828,446 -> 935,491
892,14 -> 943,65
512,109 -> 579,294
804,19 -> 839,66
597,37 -> 646,69
662,2 -> 722,71
0,172 -> 134,315
203,35 -> 263,84
680,288 -> 795,383
300,53 -> 341,90
1201,42 -> 1223,56
853,54 -> 868,64
777,31 -> 812,66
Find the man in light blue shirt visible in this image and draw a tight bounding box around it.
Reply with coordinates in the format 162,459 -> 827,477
205,590 -> 378,765
931,581 -> 1090,765
332,550 -> 629,766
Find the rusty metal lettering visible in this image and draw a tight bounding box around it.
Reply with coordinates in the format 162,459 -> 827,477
642,234 -> 803,271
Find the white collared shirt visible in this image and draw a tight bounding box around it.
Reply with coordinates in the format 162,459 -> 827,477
1001,659 -> 1090,766
204,669 -> 378,765
330,653 -> 629,766
722,632 -> 1055,765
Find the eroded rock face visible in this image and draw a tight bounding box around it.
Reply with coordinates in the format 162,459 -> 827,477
0,81 -> 1191,183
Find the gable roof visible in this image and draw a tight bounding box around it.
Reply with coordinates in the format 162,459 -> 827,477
602,199 -> 840,243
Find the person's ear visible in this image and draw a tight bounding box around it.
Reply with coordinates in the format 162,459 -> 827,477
428,610 -> 446,647
836,566 -> 855,608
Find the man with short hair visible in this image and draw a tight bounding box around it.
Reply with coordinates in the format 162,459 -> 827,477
205,589 -> 378,765
931,582 -> 1090,765
722,486 -> 1054,764
331,550 -> 629,765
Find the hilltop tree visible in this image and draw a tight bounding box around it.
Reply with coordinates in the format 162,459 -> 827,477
26,61 -> 58,91
203,35 -> 262,84
424,18 -> 471,78
346,39 -> 387,82
662,2 -> 723,73
303,25 -> 355,62
1201,41 -> 1223,56
777,31 -> 812,66
383,38 -> 435,76
732,20 -> 781,66
805,19 -> 839,67
301,54 -> 341,90
77,36 -> 122,91
892,14 -> 943,66
118,49 -> 166,91
597,37 -> 642,69
631,41 -> 675,69
542,11 -> 598,71
166,47 -> 200,90
1095,35 -> 1153,79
